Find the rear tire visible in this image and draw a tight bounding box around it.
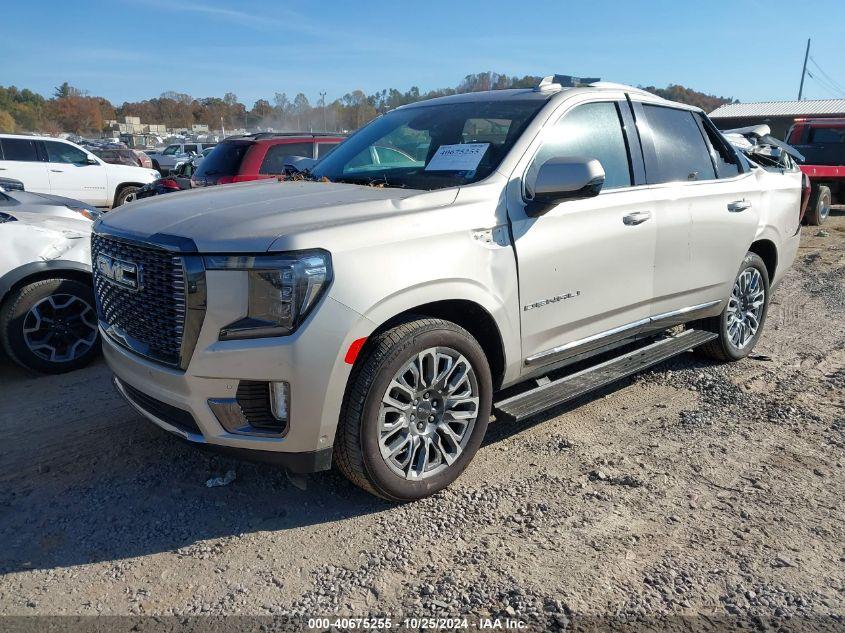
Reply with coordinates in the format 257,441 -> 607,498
805,185 -> 831,226
695,252 -> 770,362
335,317 -> 492,501
114,185 -> 140,207
0,278 -> 100,374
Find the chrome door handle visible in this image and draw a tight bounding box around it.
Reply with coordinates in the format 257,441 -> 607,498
623,211 -> 652,225
728,200 -> 752,212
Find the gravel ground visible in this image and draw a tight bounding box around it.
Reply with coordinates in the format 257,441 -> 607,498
0,213 -> 843,631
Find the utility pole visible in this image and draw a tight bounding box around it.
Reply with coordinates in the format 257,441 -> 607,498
320,91 -> 327,131
798,38 -> 811,100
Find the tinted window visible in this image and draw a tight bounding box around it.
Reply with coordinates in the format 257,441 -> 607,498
643,105 -> 715,183
810,127 -> 845,143
183,144 -> 198,154
259,142 -> 314,174
317,142 -> 338,158
162,145 -> 180,155
194,142 -> 250,178
1,138 -> 39,162
698,114 -> 741,178
528,101 -> 632,191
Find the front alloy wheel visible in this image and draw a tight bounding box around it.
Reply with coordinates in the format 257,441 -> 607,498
335,317 -> 492,501
378,347 -> 480,480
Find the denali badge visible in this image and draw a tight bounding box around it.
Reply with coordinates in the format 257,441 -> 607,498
524,291 -> 580,311
96,254 -> 141,291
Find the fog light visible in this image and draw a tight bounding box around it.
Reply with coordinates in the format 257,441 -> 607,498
270,381 -> 290,424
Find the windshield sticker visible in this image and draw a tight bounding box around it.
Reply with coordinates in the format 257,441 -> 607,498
425,143 -> 490,171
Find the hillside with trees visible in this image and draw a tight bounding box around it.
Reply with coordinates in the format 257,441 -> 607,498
0,73 -> 736,136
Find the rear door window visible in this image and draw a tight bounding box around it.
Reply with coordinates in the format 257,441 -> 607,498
642,105 -> 716,183
183,144 -> 199,154
259,142 -> 314,174
1,138 -> 40,162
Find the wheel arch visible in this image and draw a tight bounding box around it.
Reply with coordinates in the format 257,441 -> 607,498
748,239 -> 777,283
114,182 -> 145,205
372,299 -> 507,390
0,261 -> 92,308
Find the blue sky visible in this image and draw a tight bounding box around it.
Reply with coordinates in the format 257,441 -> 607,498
4,0 -> 845,107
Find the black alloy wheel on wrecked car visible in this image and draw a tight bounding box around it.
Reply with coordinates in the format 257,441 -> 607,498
0,278 -> 100,373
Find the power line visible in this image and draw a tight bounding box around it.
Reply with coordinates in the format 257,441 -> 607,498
806,71 -> 845,99
808,56 -> 845,94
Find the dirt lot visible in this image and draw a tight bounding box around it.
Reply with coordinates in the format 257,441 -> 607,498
0,214 -> 843,630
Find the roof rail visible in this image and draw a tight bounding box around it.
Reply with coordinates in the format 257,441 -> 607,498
588,81 -> 655,97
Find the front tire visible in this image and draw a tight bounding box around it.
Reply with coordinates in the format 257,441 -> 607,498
805,185 -> 831,226
114,185 -> 140,207
335,318 -> 492,501
696,252 -> 770,362
0,278 -> 100,373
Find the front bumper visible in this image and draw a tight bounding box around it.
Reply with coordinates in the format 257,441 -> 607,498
102,280 -> 374,472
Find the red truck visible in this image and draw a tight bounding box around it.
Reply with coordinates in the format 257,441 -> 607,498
786,118 -> 845,225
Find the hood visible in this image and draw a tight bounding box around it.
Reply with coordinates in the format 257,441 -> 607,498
96,179 -> 457,252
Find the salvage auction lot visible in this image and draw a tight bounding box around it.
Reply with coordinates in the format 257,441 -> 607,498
0,215 -> 842,626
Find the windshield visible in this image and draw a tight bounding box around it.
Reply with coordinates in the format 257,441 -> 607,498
310,99 -> 546,190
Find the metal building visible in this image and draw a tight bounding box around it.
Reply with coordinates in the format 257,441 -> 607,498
709,99 -> 845,139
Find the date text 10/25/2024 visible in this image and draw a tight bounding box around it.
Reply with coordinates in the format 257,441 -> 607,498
307,617 -> 528,630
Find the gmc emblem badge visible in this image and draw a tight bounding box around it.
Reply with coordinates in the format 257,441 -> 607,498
97,254 -> 141,291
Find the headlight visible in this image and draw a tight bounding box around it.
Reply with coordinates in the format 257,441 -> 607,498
65,204 -> 102,222
205,250 -> 332,340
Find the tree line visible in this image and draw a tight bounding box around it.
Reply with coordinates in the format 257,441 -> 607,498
0,73 -> 736,136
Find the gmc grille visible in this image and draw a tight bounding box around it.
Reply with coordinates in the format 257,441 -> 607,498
92,233 -> 188,367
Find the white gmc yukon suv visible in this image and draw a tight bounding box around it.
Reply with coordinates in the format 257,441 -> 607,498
93,79 -> 802,501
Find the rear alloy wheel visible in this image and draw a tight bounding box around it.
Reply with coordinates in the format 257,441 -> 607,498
335,318 -> 492,501
805,185 -> 831,226
696,252 -> 770,362
0,279 -> 100,373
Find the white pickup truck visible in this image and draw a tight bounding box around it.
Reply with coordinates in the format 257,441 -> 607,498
93,77 -> 803,501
